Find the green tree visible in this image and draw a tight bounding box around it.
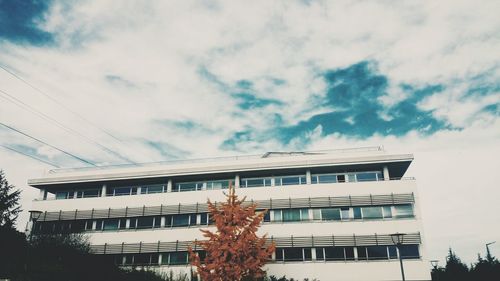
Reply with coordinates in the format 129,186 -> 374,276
442,248 -> 469,281
0,169 -> 21,228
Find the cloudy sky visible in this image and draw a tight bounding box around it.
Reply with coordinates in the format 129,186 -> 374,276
0,0 -> 499,264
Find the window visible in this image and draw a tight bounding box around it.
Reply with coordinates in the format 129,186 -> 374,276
383,206 -> 392,218
273,210 -> 282,222
312,209 -> 322,220
394,204 -> 414,218
388,246 -> 398,259
399,245 -> 420,259
325,247 -> 345,260
356,172 -> 381,182
321,208 -> 341,220
168,252 -> 189,265
341,207 -> 350,220
303,248 -> 312,261
200,213 -> 209,225
55,191 -> 71,200
275,175 -> 306,186
134,254 -> 151,265
300,209 -> 309,220
71,220 -> 86,233
136,217 -> 154,229
263,212 -> 270,222
241,178 -> 272,188
366,246 -> 388,260
353,207 -> 362,219
315,248 -> 324,260
345,247 -> 355,260
95,219 -> 103,231
282,209 -> 301,222
103,219 -> 119,231
206,180 -> 230,190
283,248 -> 303,261
119,218 -> 127,229
143,185 -> 164,194
176,182 -> 202,192
81,189 -> 100,198
362,207 -> 383,219
172,214 -> 190,227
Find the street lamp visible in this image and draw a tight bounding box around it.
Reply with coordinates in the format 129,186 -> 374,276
486,241 -> 496,262
390,233 -> 407,281
430,260 -> 439,281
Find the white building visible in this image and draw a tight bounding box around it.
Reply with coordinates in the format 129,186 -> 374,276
28,147 -> 431,281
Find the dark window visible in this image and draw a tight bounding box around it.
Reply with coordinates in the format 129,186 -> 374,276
172,214 -> 190,227
134,254 -> 151,265
169,252 -> 188,265
190,214 -> 197,226
200,213 -> 208,225
388,246 -> 398,259
164,215 -> 172,227
137,217 -> 154,228
366,246 -> 388,260
263,212 -> 270,222
345,247 -> 355,260
275,248 -> 284,261
399,245 -> 420,259
129,218 -> 137,229
303,248 -> 312,261
325,247 -> 345,260
95,219 -> 103,231
124,254 -> 134,265
144,185 -> 163,194
154,216 -> 161,228
317,174 -> 337,183
119,218 -> 127,229
357,247 -> 367,260
71,220 -> 86,233
279,176 -> 300,186
103,219 -> 119,231
315,248 -> 324,260
150,253 -> 159,264
83,189 -> 100,198
321,208 -> 341,220
337,174 -> 345,183
283,248 -> 303,261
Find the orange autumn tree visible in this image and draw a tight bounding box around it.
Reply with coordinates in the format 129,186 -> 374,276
189,184 -> 275,281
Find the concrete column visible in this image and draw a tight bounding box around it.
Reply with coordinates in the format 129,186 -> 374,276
383,165 -> 390,181
167,179 -> 173,192
101,184 -> 107,197
311,247 -> 317,260
160,216 -> 166,227
158,253 -> 163,265
137,186 -> 142,194
306,170 -> 312,184
235,174 -> 240,188
125,219 -> 131,229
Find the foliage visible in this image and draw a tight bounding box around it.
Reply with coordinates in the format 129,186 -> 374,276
189,184 -> 275,281
0,170 -> 21,228
431,248 -> 500,281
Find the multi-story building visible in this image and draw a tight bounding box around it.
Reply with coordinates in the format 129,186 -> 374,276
27,147 -> 430,281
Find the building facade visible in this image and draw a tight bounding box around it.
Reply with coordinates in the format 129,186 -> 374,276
28,147 -> 431,281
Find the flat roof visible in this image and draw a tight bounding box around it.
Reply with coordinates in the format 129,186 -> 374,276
28,146 -> 414,187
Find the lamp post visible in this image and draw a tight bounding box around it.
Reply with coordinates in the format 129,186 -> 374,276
430,260 -> 439,281
390,233 -> 407,281
486,241 -> 496,262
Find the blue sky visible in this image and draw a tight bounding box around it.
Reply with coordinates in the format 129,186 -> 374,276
0,0 -> 499,264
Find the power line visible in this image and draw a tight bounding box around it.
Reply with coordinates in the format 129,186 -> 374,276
0,122 -> 97,166
0,64 -> 125,144
0,88 -> 134,164
0,144 -> 60,168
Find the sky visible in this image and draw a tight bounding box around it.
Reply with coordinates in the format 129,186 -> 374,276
0,0 -> 499,265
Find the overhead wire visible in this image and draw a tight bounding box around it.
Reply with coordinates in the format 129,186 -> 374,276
0,144 -> 61,168
0,88 -> 134,164
0,64 -> 125,144
0,122 -> 97,166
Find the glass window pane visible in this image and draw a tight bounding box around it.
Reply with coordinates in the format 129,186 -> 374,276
353,207 -> 362,219
150,253 -> 159,264
172,214 -> 190,227
264,179 -> 272,186
200,213 -> 208,225
113,187 -> 131,196
263,212 -> 270,222
357,247 -> 367,260
388,246 -> 398,259
345,247 -> 355,260
244,178 -> 264,188
347,174 -> 356,182
283,209 -> 301,222
341,207 -> 350,220
279,176 -> 301,186
300,177 -> 306,184
83,189 -> 99,198
275,248 -> 284,261
283,248 -> 303,261
362,207 -> 383,219
190,214 -> 197,225
119,218 -> 127,229
367,246 -> 388,260
129,218 -> 137,229
209,180 -> 230,190
154,216 -> 161,228
312,209 -> 321,220
137,217 -> 154,228
164,216 -> 172,227
145,185 -> 163,194
311,176 -> 318,184
318,174 -> 337,183
321,208 -> 341,220
177,182 -> 198,192
134,254 -> 150,265
273,210 -> 282,222
325,247 -> 345,260
95,219 -> 103,230
300,209 -> 309,220
304,248 -> 312,261
315,248 -> 324,260
56,192 -> 69,200
169,252 -> 188,265
103,219 -> 119,231
383,206 -> 392,218
394,204 -> 414,218
399,245 -> 420,259
356,172 -> 378,182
